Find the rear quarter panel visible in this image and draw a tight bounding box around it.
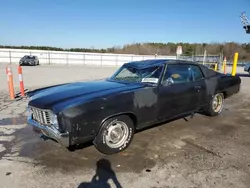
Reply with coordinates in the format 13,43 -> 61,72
217,75 -> 241,98
204,73 -> 241,101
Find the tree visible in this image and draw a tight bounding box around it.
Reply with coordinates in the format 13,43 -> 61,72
0,42 -> 249,61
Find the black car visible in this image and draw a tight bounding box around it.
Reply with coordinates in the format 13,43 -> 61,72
27,59 -> 241,154
19,55 -> 39,66
244,63 -> 250,74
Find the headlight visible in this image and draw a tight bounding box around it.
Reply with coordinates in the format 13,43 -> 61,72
50,113 -> 59,129
27,106 -> 32,117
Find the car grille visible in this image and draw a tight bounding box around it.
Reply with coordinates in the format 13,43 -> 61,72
30,107 -> 52,125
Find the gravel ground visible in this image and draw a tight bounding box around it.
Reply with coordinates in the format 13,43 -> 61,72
0,63 -> 250,188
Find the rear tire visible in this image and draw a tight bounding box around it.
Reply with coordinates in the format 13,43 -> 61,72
202,93 -> 224,116
93,115 -> 134,155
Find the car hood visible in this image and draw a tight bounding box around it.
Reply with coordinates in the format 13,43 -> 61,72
28,79 -> 144,113
244,64 -> 250,68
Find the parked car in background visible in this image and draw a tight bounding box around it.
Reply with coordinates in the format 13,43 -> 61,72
244,63 -> 250,74
19,55 -> 39,66
27,59 -> 241,155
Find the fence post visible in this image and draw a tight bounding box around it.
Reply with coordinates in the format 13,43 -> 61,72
18,66 -> 25,97
83,54 -> 85,65
222,57 -> 227,74
116,55 -> 118,66
6,67 -> 15,100
214,63 -> 218,71
9,51 -> 12,64
48,51 -> 51,65
231,52 -> 238,76
66,54 -> 68,65
202,50 -> 207,65
100,54 -> 103,66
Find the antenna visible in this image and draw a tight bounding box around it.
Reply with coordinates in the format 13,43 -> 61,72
240,12 -> 250,34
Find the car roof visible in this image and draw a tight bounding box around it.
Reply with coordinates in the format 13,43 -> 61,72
23,55 -> 37,57
124,59 -> 199,69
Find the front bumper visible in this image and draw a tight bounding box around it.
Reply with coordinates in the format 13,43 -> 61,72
20,61 -> 35,65
27,116 -> 69,147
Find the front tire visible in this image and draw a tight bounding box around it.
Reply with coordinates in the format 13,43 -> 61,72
93,115 -> 134,155
202,93 -> 224,116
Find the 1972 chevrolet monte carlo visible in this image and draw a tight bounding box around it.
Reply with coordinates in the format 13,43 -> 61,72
27,59 -> 241,154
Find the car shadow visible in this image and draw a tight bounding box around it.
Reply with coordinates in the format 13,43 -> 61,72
77,158 -> 122,188
67,140 -> 94,152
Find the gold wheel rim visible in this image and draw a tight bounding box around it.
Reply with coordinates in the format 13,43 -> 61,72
212,94 -> 223,113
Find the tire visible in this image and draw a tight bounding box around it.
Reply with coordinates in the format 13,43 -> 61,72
202,93 -> 224,116
93,115 -> 134,155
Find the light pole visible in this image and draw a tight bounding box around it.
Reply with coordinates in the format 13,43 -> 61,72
240,12 -> 250,34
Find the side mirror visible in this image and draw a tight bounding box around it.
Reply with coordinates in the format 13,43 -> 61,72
163,77 -> 174,86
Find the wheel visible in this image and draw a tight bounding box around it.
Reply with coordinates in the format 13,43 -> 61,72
202,93 -> 224,116
93,115 -> 134,155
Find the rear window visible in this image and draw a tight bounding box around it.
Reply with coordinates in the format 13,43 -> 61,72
191,65 -> 204,80
199,65 -> 217,77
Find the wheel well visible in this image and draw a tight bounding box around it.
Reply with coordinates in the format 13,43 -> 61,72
99,112 -> 138,132
112,113 -> 137,127
212,92 -> 227,100
124,113 -> 137,127
222,91 -> 227,99
217,91 -> 228,99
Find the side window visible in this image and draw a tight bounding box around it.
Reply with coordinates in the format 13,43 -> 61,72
162,64 -> 192,85
191,65 -> 204,81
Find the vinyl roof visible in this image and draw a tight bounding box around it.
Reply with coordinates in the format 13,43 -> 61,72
124,59 -> 198,69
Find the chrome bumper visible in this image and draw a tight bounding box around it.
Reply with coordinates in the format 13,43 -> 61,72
27,116 -> 69,147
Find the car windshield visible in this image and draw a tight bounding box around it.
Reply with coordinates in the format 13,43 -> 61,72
110,65 -> 163,84
24,56 -> 35,59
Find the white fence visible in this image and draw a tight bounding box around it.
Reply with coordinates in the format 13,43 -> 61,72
0,48 -> 177,66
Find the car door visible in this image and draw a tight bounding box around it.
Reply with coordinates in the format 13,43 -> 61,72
158,64 -> 199,120
188,65 -> 207,110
